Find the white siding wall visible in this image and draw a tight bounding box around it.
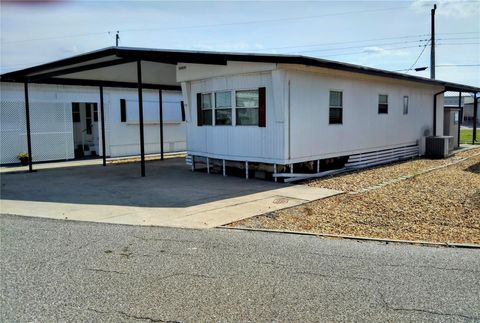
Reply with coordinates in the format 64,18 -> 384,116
284,68 -> 443,162
106,89 -> 186,157
0,82 -> 185,164
186,71 -> 285,163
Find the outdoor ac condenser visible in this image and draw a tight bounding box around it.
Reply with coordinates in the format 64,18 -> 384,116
425,136 -> 453,158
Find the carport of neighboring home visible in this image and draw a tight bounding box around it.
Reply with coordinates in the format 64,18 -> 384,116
0,158 -> 341,228
0,47 -> 186,177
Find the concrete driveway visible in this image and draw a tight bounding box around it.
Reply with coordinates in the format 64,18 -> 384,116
0,158 -> 340,228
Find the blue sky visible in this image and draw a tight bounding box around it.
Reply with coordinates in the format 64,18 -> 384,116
1,0 -> 479,86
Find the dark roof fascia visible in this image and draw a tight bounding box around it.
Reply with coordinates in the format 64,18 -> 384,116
4,77 -> 181,91
115,48 -> 229,66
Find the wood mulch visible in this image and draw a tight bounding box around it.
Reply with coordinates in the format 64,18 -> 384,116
228,148 -> 480,245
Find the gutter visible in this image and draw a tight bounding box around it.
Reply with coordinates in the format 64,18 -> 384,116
433,89 -> 446,136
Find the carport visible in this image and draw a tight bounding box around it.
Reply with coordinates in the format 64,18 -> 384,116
0,47 -> 231,176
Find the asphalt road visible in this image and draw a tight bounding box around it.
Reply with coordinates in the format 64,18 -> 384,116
1,214 -> 479,322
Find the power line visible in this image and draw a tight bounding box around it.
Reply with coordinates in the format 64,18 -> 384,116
436,64 -> 480,67
237,34 -> 430,52
119,6 -> 411,33
405,39 -> 430,73
2,6 -> 410,45
395,64 -> 480,71
294,39 -> 428,54
234,36 -> 476,56
297,42 -> 479,58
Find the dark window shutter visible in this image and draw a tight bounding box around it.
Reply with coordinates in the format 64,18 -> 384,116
72,103 -> 80,122
180,101 -> 185,122
120,99 -> 127,122
196,93 -> 203,126
258,87 -> 266,127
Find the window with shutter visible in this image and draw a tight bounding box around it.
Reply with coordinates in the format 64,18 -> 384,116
120,99 -> 127,122
258,87 -> 266,127
235,89 -> 259,126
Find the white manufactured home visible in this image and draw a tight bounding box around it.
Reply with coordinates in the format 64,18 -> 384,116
0,82 -> 185,164
1,47 -> 477,178
179,62 -> 446,179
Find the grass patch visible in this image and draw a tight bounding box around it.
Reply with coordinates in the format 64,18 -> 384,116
460,129 -> 479,145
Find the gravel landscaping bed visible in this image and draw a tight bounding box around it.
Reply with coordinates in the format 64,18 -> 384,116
229,147 -> 480,245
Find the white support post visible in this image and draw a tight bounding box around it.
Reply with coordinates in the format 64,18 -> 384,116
274,164 -> 278,182
245,161 -> 249,179
317,160 -> 320,173
222,159 -> 226,176
207,157 -> 210,174
290,163 -> 294,174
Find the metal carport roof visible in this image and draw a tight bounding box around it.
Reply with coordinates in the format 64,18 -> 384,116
2,46 -> 479,93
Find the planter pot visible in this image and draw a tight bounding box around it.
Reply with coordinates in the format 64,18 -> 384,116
19,158 -> 29,166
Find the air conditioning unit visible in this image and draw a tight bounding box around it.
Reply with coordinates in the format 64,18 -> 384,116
425,136 -> 453,158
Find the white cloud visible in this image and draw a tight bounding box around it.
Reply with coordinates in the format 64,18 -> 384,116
410,0 -> 480,17
59,45 -> 79,55
190,42 -> 265,52
362,46 -> 408,57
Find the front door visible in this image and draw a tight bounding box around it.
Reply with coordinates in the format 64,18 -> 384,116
72,102 -> 99,158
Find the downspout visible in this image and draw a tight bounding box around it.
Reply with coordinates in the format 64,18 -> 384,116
287,79 -> 291,160
433,89 -> 446,136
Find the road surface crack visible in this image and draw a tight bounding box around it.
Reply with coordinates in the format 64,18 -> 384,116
378,291 -> 478,320
295,270 -> 375,283
86,268 -> 126,275
378,263 -> 479,274
157,273 -> 215,280
86,307 -> 179,322
133,236 -> 197,244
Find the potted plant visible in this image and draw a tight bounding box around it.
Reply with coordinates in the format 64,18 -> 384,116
16,152 -> 30,166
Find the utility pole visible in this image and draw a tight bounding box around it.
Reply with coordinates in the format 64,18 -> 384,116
430,4 -> 437,79
115,31 -> 120,47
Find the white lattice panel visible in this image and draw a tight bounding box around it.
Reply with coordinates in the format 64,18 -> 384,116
29,101 -> 74,162
0,99 -> 74,164
1,101 -> 27,164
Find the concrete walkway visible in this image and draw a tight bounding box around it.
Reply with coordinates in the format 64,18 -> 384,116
0,158 -> 340,228
0,152 -> 185,173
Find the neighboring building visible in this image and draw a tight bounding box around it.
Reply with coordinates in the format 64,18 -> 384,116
444,95 -> 478,124
0,82 -> 185,164
444,95 -> 471,106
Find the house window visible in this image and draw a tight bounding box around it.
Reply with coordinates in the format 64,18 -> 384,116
93,104 -> 98,122
120,99 -> 127,122
215,91 -> 232,125
235,90 -> 259,126
72,103 -> 80,122
85,104 -> 92,134
180,101 -> 185,122
403,96 -> 409,115
378,94 -> 388,114
201,93 -> 213,125
329,90 -> 343,124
